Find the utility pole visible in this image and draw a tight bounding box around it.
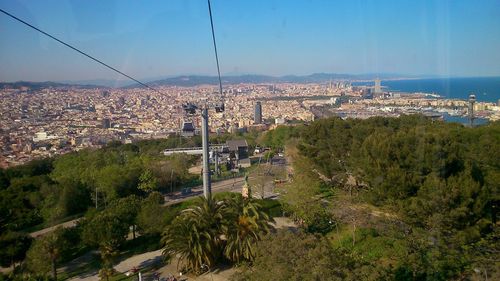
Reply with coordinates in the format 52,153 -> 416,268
170,169 -> 174,193
201,107 -> 212,199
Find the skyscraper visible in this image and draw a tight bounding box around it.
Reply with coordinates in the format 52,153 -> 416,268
102,118 -> 111,129
117,96 -> 125,107
374,78 -> 382,94
254,101 -> 262,124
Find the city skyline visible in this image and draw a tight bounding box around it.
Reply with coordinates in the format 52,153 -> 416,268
1,0 -> 500,82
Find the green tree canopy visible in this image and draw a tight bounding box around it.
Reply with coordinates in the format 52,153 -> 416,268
231,230 -> 385,281
81,209 -> 129,253
0,232 -> 32,269
26,227 -> 69,280
137,192 -> 167,236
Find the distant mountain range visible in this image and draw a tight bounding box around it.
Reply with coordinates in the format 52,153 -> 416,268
126,73 -> 412,88
59,79 -> 131,88
1,73 -> 417,90
0,81 -> 105,90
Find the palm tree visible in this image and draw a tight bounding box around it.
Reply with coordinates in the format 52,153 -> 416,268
41,227 -> 67,281
162,197 -> 227,273
44,233 -> 61,281
162,195 -> 275,273
98,266 -> 114,281
98,242 -> 117,281
223,197 -> 275,263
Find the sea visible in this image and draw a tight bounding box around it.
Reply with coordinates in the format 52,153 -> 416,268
353,77 -> 500,125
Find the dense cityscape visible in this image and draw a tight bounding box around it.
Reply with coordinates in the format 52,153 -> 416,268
2,79 -> 499,167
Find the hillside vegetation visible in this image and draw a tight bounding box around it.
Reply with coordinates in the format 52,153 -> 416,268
234,116 -> 499,281
1,115 -> 498,280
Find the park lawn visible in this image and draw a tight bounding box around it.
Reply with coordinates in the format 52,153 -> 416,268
328,225 -> 407,267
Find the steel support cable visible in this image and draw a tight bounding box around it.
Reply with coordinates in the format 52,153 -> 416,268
207,0 -> 223,103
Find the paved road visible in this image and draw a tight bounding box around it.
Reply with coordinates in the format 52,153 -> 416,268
30,219 -> 79,238
30,176 -> 245,238
164,176 -> 245,206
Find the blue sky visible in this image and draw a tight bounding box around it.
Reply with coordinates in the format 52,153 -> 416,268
1,0 -> 500,82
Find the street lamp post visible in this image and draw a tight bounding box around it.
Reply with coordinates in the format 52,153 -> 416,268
170,168 -> 174,193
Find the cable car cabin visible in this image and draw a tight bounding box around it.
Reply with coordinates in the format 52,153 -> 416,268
181,121 -> 196,137
215,102 -> 225,113
183,103 -> 198,115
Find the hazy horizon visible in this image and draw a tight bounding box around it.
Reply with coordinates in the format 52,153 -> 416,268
4,73 -> 500,86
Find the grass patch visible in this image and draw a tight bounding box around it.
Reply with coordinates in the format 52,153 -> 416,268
329,226 -> 407,266
213,191 -> 240,201
254,198 -> 283,218
110,272 -> 136,281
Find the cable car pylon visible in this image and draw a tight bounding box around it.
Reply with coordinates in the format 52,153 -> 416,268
200,0 -> 223,199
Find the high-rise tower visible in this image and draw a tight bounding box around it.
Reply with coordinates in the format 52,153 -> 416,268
468,94 -> 476,127
254,101 -> 262,124
102,118 -> 111,129
374,78 -> 382,95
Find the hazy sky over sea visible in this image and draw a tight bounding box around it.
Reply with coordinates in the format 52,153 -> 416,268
1,0 -> 500,82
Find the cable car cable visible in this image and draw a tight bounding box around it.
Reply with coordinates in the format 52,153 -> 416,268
207,0 -> 224,108
0,7 -> 162,95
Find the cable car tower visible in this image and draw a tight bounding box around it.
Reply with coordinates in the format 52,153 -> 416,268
179,0 -> 224,199
169,0 -> 224,199
468,94 -> 476,127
